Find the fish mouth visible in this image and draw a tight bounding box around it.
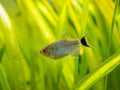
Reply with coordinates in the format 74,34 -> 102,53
40,50 -> 43,54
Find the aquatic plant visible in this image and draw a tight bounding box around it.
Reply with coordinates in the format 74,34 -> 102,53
0,0 -> 120,90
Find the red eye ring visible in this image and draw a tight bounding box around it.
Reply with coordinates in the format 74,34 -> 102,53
42,48 -> 46,53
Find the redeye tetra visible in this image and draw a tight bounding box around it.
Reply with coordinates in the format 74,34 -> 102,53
40,37 -> 89,59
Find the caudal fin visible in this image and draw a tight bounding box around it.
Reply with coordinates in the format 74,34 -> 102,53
80,37 -> 90,47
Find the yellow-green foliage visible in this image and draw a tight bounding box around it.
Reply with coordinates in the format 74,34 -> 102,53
0,0 -> 120,90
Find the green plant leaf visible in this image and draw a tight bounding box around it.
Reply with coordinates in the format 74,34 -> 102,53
0,64 -> 11,90
73,51 -> 120,90
0,45 -> 6,62
0,4 -> 26,90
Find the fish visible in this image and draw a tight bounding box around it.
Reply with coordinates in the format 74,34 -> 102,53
40,37 -> 89,59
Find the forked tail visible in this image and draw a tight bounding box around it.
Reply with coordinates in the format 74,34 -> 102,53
80,37 -> 90,47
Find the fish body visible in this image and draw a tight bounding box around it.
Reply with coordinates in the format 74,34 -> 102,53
40,37 -> 89,59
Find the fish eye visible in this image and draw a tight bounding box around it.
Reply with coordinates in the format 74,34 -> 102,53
42,48 -> 46,53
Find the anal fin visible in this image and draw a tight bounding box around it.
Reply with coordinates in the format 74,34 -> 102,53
71,47 -> 80,56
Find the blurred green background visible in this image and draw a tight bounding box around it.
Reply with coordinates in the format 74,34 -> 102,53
0,0 -> 120,90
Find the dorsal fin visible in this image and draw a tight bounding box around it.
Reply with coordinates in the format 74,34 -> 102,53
61,30 -> 69,40
80,37 -> 90,47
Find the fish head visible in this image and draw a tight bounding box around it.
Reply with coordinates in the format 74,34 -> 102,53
40,45 -> 55,58
40,47 -> 49,55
